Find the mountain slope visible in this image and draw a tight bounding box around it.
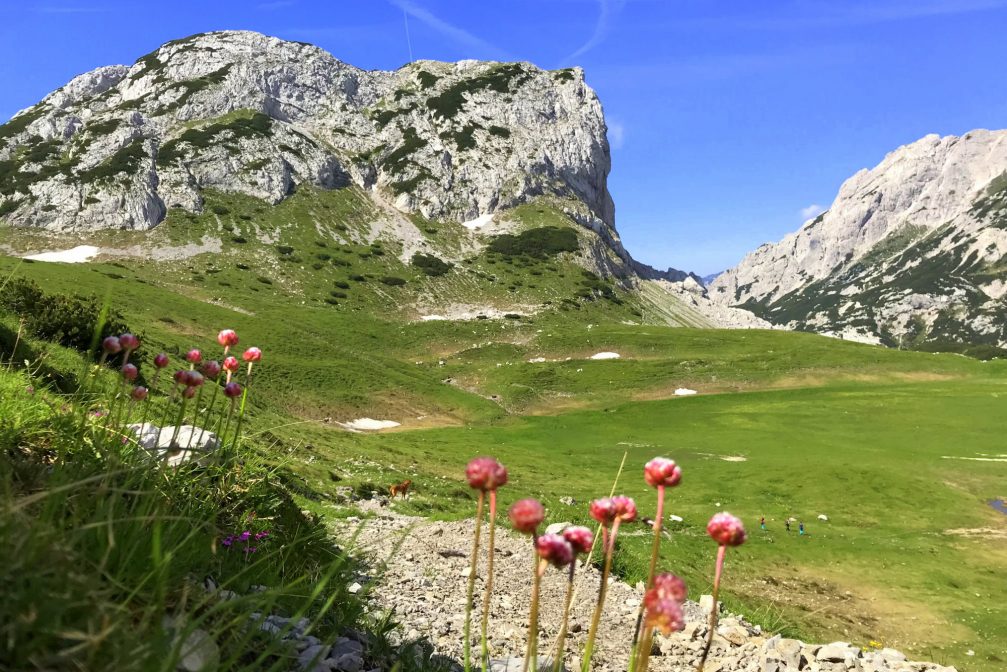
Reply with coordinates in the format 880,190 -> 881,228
710,129 -> 1007,351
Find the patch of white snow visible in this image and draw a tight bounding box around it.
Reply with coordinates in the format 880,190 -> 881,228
24,245 -> 100,263
341,418 -> 401,431
590,352 -> 621,360
674,388 -> 698,396
462,214 -> 494,231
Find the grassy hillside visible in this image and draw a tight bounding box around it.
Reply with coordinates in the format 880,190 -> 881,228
2,192 -> 1006,671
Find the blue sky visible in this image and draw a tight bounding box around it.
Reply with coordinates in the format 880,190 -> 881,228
2,1 -> 1006,274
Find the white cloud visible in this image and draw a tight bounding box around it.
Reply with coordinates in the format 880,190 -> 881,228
608,121 -> 625,150
800,204 -> 825,221
388,0 -> 510,61
561,0 -> 627,65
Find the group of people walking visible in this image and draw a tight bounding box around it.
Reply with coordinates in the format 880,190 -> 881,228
761,515 -> 805,535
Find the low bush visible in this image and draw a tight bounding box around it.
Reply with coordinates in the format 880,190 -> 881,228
411,252 -> 453,277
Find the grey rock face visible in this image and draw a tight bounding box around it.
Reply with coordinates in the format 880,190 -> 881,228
710,129 -> 1007,347
0,30 -> 615,246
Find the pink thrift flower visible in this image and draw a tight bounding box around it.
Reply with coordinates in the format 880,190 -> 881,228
644,596 -> 685,635
223,356 -> 240,373
121,363 -> 138,381
154,353 -> 170,368
465,457 -> 508,491
102,336 -> 122,354
118,333 -> 139,351
223,382 -> 243,398
130,386 -> 148,401
217,329 -> 239,347
182,386 -> 197,399
612,495 -> 638,522
186,349 -> 202,364
509,499 -> 544,534
649,573 -> 688,603
707,512 -> 747,547
186,371 -> 205,387
536,533 -> 574,567
201,360 -> 222,380
644,457 -> 682,488
590,498 -> 618,526
242,347 -> 262,362
173,370 -> 192,386
562,525 -> 594,555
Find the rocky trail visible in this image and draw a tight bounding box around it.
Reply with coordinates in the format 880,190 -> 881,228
332,505 -> 958,672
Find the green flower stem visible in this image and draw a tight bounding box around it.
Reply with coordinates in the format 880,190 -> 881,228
696,545 -> 727,672
582,519 -> 621,672
480,489 -> 498,670
168,394 -> 190,448
522,553 -> 545,672
196,380 -> 221,446
184,384 -> 206,451
463,490 -> 486,672
552,561 -> 577,672
228,368 -> 254,455
630,485 -> 667,672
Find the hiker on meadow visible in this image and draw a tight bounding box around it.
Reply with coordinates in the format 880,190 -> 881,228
785,519 -> 791,533
799,521 -> 805,536
760,516 -> 766,530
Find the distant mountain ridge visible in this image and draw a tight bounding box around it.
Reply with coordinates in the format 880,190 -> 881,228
711,129 -> 1007,353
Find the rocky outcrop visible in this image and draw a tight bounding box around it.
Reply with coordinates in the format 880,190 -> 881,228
710,130 -> 1007,349
334,506 -> 957,672
0,31 -> 614,243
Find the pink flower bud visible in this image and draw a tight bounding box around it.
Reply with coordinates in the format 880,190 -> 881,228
612,495 -> 637,522
644,596 -> 685,635
223,356 -> 240,372
121,363 -> 138,381
185,349 -> 202,364
465,457 -> 508,491
102,336 -> 121,354
173,370 -> 191,386
536,533 -> 574,567
649,572 -> 688,603
182,385 -> 197,399
562,525 -> 594,555
242,347 -> 262,363
223,382 -> 243,398
130,386 -> 148,401
707,512 -> 747,547
118,333 -> 139,351
217,329 -> 239,347
154,353 -> 170,369
186,371 -> 204,387
644,457 -> 682,488
509,498 -> 544,534
200,360 -> 221,380
589,498 -> 618,526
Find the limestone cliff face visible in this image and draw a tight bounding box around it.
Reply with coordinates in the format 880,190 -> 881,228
710,130 -> 1007,349
0,30 -> 617,250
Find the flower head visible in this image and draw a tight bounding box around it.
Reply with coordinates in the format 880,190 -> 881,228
536,533 -> 574,567
154,353 -> 170,369
186,371 -> 204,387
217,329 -> 239,348
707,512 -> 747,547
121,363 -> 138,381
200,360 -> 222,380
562,525 -> 594,555
119,333 -> 140,351
130,385 -> 148,402
239,531 -> 251,542
242,347 -> 262,363
185,349 -> 202,364
465,457 -> 508,491
221,535 -> 234,547
649,572 -> 688,603
644,596 -> 685,635
182,385 -> 197,399
590,498 -> 618,526
223,382 -> 243,398
173,370 -> 191,386
612,495 -> 637,522
644,457 -> 682,489
509,498 -> 545,534
223,356 -> 240,373
102,336 -> 121,354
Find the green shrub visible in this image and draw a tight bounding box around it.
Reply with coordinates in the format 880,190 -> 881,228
379,276 -> 406,286
411,253 -> 453,277
487,226 -> 579,259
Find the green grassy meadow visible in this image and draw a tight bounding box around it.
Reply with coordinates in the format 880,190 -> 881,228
2,190 -> 1006,671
